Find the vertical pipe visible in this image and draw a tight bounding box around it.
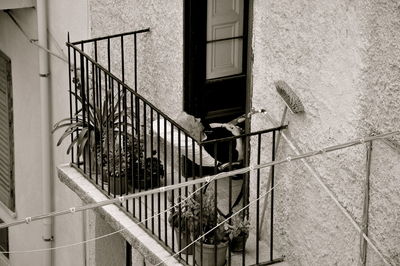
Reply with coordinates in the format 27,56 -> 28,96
37,0 -> 53,264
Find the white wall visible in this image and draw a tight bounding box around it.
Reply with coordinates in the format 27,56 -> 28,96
48,1 -> 89,266
0,8 -> 47,266
0,1 -> 89,265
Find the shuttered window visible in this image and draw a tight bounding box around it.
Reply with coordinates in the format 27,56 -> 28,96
0,51 -> 15,212
0,218 -> 9,259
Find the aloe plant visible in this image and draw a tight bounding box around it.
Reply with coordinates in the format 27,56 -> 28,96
53,77 -> 132,159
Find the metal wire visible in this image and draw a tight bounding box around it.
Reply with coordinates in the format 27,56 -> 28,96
0,131 -> 397,230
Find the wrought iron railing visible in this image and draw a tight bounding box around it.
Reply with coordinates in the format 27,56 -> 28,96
66,29 -> 286,265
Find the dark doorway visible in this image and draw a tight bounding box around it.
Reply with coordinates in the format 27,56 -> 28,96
184,0 -> 249,122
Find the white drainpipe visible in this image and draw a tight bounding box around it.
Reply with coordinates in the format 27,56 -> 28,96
36,0 -> 53,265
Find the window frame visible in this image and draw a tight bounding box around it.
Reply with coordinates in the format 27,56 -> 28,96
183,0 -> 250,121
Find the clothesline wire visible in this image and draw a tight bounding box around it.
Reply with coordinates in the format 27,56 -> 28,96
0,131 -> 398,231
0,132 -> 395,265
0,170 -> 220,255
156,157 -> 390,266
155,164 -> 291,266
5,10 -> 69,63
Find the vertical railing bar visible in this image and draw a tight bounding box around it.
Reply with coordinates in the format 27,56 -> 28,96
163,118 -> 168,245
177,128 -> 182,259
85,57 -> 92,180
107,37 -> 111,72
130,91 -> 135,215
80,52 -> 86,174
91,60 -> 98,184
270,130 -> 276,261
123,86 -> 128,209
199,144 -> 204,266
111,77 -> 116,197
256,133 -> 262,264
242,135 -> 249,266
157,112 -> 161,240
171,124 -> 175,252
137,98 -> 141,221
143,103 -> 148,227
228,141 -> 233,266
121,35 -> 125,83
213,143 -> 218,266
67,35 -> 74,163
105,74 -> 110,195
104,75 -> 112,195
134,34 -> 137,92
133,33 -> 140,221
184,134 -> 189,263
94,40 -> 98,62
117,82 -> 122,196
150,108 -> 154,234
73,49 -> 80,167
98,69 -> 104,190
121,35 -> 129,213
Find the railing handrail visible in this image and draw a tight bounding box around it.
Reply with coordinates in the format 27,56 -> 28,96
71,28 -> 150,45
68,36 -> 286,146
67,40 -> 198,141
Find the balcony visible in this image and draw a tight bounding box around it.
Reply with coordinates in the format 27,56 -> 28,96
56,29 -> 288,265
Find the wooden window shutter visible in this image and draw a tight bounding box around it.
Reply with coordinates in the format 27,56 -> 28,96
0,51 -> 15,212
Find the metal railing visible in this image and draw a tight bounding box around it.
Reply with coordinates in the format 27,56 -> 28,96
66,29 -> 286,266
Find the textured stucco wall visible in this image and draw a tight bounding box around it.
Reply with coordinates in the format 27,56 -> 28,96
89,0 -> 184,120
86,0 -> 400,265
250,0 -> 400,265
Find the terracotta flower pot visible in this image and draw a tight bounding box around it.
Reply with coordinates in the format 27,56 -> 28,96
230,232 -> 248,252
194,241 -> 228,266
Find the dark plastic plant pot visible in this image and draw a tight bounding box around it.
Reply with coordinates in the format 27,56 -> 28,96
230,232 -> 248,252
175,229 -> 193,255
194,241 -> 228,266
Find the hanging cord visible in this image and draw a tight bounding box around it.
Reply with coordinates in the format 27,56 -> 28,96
0,132 -> 395,264
0,171 -> 225,255
4,10 -> 69,63
0,131 -> 398,230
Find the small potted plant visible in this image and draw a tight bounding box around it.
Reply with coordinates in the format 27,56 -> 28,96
53,76 -> 164,194
186,190 -> 229,266
226,214 -> 250,252
168,198 -> 193,254
100,137 -> 131,195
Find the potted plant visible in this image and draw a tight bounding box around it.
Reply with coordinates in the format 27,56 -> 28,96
168,198 -> 193,254
53,76 -> 164,194
226,214 -> 250,252
52,77 -> 129,173
100,136 -> 132,195
186,190 -> 229,266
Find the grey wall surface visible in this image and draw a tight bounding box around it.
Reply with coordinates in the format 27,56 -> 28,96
250,0 -> 400,265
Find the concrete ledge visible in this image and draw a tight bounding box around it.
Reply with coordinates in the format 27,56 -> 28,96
57,164 -> 182,266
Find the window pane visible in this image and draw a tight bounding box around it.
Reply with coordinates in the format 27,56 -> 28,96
207,0 -> 244,79
206,39 -> 243,79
